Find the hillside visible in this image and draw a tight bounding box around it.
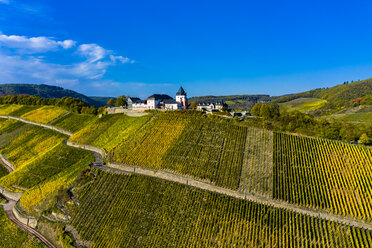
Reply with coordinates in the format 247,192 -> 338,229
0,107 -> 372,247
189,94 -> 274,110
273,78 -> 372,108
0,84 -> 101,106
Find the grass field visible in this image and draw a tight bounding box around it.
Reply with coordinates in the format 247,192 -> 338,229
69,170 -> 372,248
279,97 -> 326,112
326,111 -> 372,122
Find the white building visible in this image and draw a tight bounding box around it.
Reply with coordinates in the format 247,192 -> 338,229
127,87 -> 188,110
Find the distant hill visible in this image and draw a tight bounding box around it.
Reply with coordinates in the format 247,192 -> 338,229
273,78 -> 372,107
0,84 -> 101,106
189,94 -> 275,110
89,96 -> 113,106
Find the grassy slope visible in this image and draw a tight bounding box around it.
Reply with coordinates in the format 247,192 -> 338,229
279,97 -> 326,112
70,113 -> 151,152
52,112 -> 95,133
274,78 -> 372,107
69,171 -> 372,248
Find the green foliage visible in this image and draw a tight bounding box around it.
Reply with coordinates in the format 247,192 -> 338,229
278,97 -> 326,112
52,113 -> 95,133
111,111 -> 266,189
0,126 -> 66,169
69,171 -> 372,247
70,114 -> 151,152
20,154 -> 93,213
359,133 -> 372,145
251,103 -> 280,119
0,164 -> 8,179
0,143 -> 91,191
107,98 -> 116,106
189,94 -> 274,110
57,226 -> 74,248
115,95 -> 127,107
0,208 -> 45,248
274,78 -> 372,109
0,83 -> 99,106
0,95 -> 98,114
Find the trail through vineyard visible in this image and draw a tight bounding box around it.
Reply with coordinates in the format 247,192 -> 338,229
1,114 -> 372,235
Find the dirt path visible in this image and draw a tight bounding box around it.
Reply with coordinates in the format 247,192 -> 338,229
0,154 -> 14,173
2,198 -> 56,248
1,115 -> 372,232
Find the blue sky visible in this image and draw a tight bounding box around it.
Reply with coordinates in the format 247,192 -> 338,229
1,0 -> 372,98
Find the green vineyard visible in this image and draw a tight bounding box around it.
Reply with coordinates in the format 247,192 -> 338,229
111,112 -> 272,190
71,170 -> 372,248
274,132 -> 372,221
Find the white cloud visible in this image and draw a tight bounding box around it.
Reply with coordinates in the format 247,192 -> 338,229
0,33 -> 76,52
110,55 -> 130,64
78,43 -> 108,62
0,32 -> 133,89
57,40 -> 76,49
0,0 -> 9,4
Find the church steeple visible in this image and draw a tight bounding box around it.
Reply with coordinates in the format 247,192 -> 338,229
176,86 -> 187,109
176,86 -> 186,96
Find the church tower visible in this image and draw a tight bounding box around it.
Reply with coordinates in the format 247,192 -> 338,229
176,86 -> 187,109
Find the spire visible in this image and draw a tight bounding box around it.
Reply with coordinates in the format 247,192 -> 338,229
176,86 -> 186,96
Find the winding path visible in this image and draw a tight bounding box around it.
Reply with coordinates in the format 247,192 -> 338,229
2,198 -> 56,248
1,115 -> 372,234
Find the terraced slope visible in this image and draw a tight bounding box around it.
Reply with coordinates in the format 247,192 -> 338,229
69,170 -> 372,248
274,132 -> 372,222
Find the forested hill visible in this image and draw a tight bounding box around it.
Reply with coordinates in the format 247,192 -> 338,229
189,94 -> 275,110
273,78 -> 372,107
0,84 -> 101,106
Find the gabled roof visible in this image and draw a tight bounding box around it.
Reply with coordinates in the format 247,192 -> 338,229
176,86 -> 187,96
147,94 -> 173,100
163,99 -> 179,104
129,97 -> 141,102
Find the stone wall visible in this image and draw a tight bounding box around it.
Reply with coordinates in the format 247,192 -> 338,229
12,206 -> 37,228
0,186 -> 22,201
67,141 -> 106,159
0,154 -> 15,171
0,115 -> 73,136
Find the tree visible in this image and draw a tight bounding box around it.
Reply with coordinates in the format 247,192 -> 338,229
251,103 -> 262,116
116,95 -> 127,107
259,104 -> 271,119
359,133 -> 371,145
107,98 -> 116,106
189,102 -> 197,110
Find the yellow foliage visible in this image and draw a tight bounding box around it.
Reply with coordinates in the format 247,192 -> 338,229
0,105 -> 23,115
21,106 -> 68,124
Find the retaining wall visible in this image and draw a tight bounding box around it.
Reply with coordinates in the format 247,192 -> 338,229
67,141 -> 106,158
12,206 -> 37,228
0,115 -> 73,136
0,186 -> 22,201
0,154 -> 15,171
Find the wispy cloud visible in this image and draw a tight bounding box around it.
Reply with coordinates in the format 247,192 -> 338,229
0,33 -> 75,52
0,32 -> 132,88
0,0 -> 10,4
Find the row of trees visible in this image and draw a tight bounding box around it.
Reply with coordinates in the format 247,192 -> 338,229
247,103 -> 372,145
0,95 -> 103,115
107,96 -> 127,107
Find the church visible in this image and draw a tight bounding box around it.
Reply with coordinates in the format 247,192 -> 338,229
128,86 -> 188,110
